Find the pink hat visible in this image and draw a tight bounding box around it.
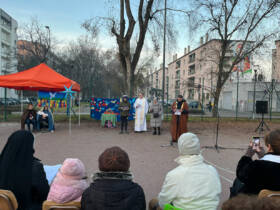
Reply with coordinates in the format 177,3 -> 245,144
60,158 -> 86,179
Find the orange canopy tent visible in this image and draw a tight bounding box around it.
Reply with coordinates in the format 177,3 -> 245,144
0,63 -> 80,92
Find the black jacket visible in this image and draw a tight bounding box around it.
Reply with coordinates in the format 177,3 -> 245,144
81,172 -> 146,210
31,158 -> 50,210
237,155 -> 280,195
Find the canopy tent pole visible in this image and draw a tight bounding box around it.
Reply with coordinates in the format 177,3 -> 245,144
69,97 -> 72,136
78,95 -> 81,126
21,90 -> 23,114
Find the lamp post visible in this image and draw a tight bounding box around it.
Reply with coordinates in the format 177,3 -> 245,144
235,69 -> 240,120
45,25 -> 50,62
161,0 -> 167,112
252,68 -> 257,119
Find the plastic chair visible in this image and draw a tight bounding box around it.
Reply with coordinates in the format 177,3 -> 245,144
164,203 -> 182,210
0,190 -> 18,210
42,201 -> 81,210
258,189 -> 280,199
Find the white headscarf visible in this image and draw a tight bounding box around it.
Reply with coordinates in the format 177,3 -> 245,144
178,132 -> 200,156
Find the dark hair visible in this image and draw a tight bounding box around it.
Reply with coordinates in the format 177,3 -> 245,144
222,194 -> 280,210
264,129 -> 280,154
98,146 -> 130,172
178,95 -> 183,98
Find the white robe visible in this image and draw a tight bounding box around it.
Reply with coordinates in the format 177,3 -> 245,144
134,97 -> 149,131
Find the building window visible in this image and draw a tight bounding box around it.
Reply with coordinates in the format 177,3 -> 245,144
188,64 -> 195,75
189,53 -> 195,63
176,60 -> 181,68
188,89 -> 194,100
175,80 -> 180,89
188,77 -> 195,87
176,70 -> 180,79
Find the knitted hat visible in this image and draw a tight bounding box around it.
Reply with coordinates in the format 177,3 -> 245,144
178,133 -> 200,155
99,146 -> 130,172
60,158 -> 86,179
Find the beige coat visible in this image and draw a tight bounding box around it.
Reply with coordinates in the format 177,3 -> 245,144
149,102 -> 162,128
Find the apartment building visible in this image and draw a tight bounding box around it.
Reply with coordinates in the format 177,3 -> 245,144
0,8 -> 18,98
146,37 -> 254,108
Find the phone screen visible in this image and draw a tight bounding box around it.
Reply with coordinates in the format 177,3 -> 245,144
253,137 -> 260,145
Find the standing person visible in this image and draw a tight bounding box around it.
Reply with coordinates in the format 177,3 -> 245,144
0,130 -> 49,210
208,101 -> 212,112
149,133 -> 221,210
81,146 -> 146,210
149,97 -> 163,135
170,95 -> 188,144
21,103 -> 37,131
118,95 -> 131,134
133,92 -> 149,132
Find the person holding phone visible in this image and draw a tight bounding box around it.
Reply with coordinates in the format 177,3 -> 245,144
230,129 -> 280,197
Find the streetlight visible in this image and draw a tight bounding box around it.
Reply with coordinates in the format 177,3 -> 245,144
45,25 -> 50,62
252,67 -> 258,119
161,0 -> 167,111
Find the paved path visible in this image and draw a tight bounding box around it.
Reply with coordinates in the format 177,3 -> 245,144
0,120 -> 279,208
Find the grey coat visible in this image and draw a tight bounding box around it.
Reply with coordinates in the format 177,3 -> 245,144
149,102 -> 162,128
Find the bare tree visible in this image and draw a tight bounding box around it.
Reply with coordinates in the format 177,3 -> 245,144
82,0 -> 177,97
191,0 -> 280,117
17,17 -> 52,65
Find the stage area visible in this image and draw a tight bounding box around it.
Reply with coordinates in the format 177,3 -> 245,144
0,120 -> 278,207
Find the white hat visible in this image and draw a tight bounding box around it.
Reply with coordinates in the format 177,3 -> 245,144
178,132 -> 200,155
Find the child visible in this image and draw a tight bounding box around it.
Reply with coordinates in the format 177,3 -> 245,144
47,158 -> 88,203
118,95 -> 131,134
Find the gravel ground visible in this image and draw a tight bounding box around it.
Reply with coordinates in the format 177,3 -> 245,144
0,120 -> 279,209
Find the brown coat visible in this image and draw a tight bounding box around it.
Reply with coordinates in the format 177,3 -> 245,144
170,101 -> 188,142
21,109 -> 37,130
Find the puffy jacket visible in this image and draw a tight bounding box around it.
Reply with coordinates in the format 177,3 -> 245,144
81,172 -> 146,210
237,154 -> 280,195
158,155 -> 221,210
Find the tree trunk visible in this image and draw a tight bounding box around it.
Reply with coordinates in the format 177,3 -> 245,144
212,88 -> 222,117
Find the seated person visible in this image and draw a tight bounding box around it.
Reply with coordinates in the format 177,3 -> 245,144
47,158 -> 88,203
21,103 -> 37,131
222,194 -> 280,210
149,133 -> 221,210
231,129 -> 280,196
0,130 -> 49,210
37,105 -> 54,132
81,146 -> 146,210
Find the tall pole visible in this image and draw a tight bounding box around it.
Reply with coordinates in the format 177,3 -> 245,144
161,0 -> 167,112
45,25 -> 50,62
270,79 -> 274,121
201,78 -> 205,121
4,88 -> 7,121
235,70 -> 240,120
252,69 -> 257,119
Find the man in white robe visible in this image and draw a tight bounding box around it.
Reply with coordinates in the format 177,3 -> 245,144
134,93 -> 149,132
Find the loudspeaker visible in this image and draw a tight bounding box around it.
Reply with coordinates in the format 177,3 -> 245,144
256,101 -> 268,114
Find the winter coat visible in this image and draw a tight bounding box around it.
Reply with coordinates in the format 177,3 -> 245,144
47,158 -> 89,203
149,102 -> 162,128
158,155 -> 221,210
81,172 -> 146,210
21,109 -> 37,129
31,158 -> 50,210
118,101 -> 131,117
237,154 -> 280,195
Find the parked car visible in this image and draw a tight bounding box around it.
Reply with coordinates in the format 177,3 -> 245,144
0,98 -> 16,105
20,98 -> 30,104
187,100 -> 205,115
10,98 -> 20,105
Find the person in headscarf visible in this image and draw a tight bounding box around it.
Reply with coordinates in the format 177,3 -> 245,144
149,97 -> 163,135
0,130 -> 49,210
118,95 -> 131,134
149,133 -> 221,210
170,95 -> 189,144
134,92 -> 149,132
81,146 -> 146,210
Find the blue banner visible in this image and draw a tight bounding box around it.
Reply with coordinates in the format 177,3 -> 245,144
38,91 -> 66,99
90,97 -> 136,121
